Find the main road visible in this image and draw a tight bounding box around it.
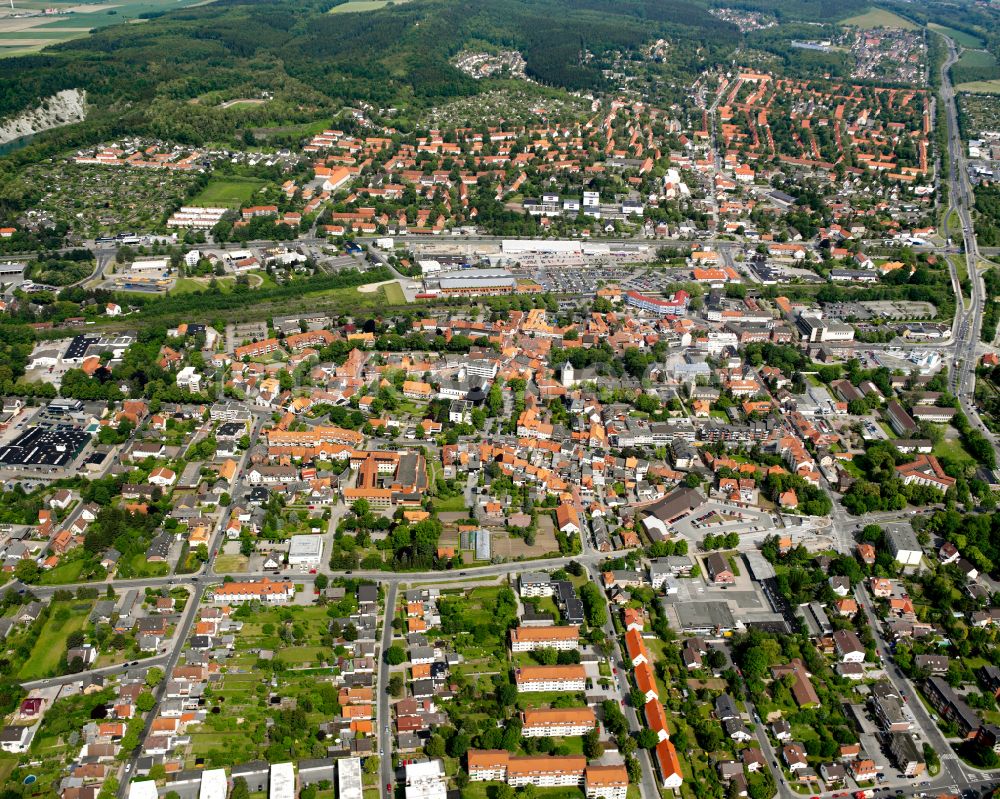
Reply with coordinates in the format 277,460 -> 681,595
934,29 -> 1000,466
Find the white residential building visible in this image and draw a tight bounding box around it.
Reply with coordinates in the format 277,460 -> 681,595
405,760 -> 447,799
514,665 -> 586,692
510,625 -> 579,652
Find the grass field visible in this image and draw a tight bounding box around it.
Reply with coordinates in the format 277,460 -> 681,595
213,553 -> 249,573
18,600 -> 92,680
928,23 -> 985,49
191,177 -> 266,208
173,276 -> 236,294
949,255 -> 969,309
841,8 -> 917,29
329,0 -> 410,12
956,79 -> 1000,94
933,436 -> 974,469
382,280 -> 406,305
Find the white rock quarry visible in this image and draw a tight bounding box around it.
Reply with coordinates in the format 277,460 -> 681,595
0,88 -> 87,146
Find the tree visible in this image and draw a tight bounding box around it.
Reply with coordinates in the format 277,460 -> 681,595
389,674 -> 405,697
425,735 -> 446,758
136,692 -> 156,712
14,559 -> 40,584
314,573 -> 329,590
385,644 -> 406,665
634,728 -> 659,749
496,683 -> 517,707
364,756 -> 380,775
583,727 -> 602,759
922,742 -> 939,773
579,583 -> 607,627
231,778 -> 250,799
145,667 -> 164,687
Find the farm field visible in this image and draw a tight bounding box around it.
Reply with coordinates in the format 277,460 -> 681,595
329,0 -> 410,12
957,49 -> 998,70
841,8 -> 917,29
191,177 -> 267,208
928,22 -> 985,49
0,0 -> 206,55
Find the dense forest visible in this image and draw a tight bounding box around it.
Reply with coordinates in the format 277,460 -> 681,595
0,0 -> 737,146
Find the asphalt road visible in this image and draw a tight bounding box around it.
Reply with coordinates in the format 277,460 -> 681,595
378,582 -> 398,799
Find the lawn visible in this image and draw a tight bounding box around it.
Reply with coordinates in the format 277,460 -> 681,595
125,552 -> 169,578
516,691 -> 588,709
274,646 -> 329,665
329,0 -> 411,12
432,494 -> 468,512
928,23 -> 984,49
841,8 -> 917,29
0,756 -> 17,786
191,177 -> 267,208
463,784 -> 583,799
18,600 -> 92,680
39,559 -> 86,585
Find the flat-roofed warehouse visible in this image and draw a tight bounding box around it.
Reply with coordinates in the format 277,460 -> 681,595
0,262 -> 26,284
436,269 -> 516,296
744,551 -> 776,581
669,600 -> 736,635
0,425 -> 90,468
288,534 -> 324,566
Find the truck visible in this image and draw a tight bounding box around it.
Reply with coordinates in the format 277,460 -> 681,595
854,790 -> 875,799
